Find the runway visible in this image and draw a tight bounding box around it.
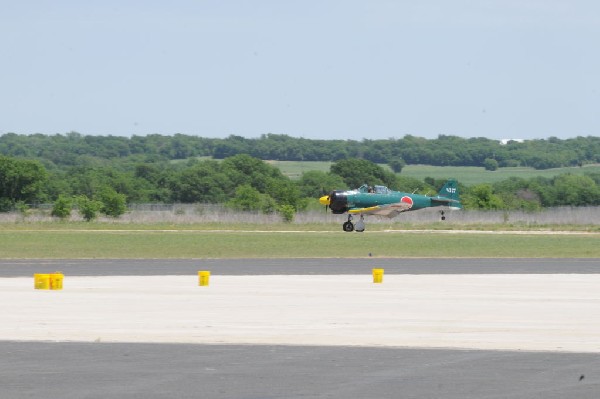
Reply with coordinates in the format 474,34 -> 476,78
3,342 -> 599,399
2,258 -> 599,398
1,257 -> 600,277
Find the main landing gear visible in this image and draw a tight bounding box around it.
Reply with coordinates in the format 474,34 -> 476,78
342,215 -> 365,233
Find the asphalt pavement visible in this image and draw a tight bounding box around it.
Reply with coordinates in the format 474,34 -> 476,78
2,341 -> 599,399
1,258 -> 599,399
1,257 -> 599,277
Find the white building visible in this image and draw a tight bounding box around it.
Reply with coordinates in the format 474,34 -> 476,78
499,138 -> 525,145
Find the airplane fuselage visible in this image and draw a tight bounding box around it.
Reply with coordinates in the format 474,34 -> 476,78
344,191 -> 433,212
320,181 -> 461,232
327,189 -> 443,214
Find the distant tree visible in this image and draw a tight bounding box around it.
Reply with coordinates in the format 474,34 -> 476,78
499,159 -> 520,167
395,176 -> 431,194
552,174 -> 600,206
221,154 -> 283,191
528,177 -> 555,207
267,179 -> 306,211
296,170 -> 347,198
330,158 -> 396,189
64,166 -> 107,199
0,156 -> 48,211
3,132 -> 600,168
527,154 -> 563,170
424,177 -> 436,187
388,157 -> 406,173
463,184 -> 505,210
44,170 -> 74,201
489,177 -> 535,210
227,184 -> 262,212
213,135 -> 251,159
483,158 -> 499,171
227,184 -> 277,213
4,133 -> 600,211
170,160 -> 231,203
585,172 -> 600,185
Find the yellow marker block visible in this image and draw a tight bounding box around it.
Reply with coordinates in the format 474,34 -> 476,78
50,273 -> 64,290
198,271 -> 210,286
34,274 -> 50,290
372,268 -> 384,284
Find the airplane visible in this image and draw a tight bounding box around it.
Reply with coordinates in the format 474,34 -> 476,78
319,179 -> 462,232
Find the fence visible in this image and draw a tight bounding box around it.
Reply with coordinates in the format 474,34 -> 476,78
1,204 -> 599,226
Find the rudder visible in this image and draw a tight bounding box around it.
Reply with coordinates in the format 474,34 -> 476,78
438,179 -> 460,202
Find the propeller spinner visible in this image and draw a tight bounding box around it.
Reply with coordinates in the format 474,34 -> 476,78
320,191 -> 348,214
319,195 -> 330,206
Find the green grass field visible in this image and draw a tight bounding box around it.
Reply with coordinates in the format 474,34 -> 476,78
267,160 -> 333,179
270,161 -> 600,186
1,229 -> 598,258
401,164 -> 600,185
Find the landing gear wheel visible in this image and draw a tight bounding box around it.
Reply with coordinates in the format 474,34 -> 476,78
343,221 -> 354,232
354,216 -> 365,232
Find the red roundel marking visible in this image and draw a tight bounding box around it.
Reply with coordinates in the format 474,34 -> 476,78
401,196 -> 413,208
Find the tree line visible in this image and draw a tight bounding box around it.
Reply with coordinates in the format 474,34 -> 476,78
1,132 -> 599,170
1,153 -> 599,220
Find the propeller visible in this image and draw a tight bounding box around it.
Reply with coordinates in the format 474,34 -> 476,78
319,187 -> 331,213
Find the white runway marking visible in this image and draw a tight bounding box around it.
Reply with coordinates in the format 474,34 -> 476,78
2,275 -> 600,352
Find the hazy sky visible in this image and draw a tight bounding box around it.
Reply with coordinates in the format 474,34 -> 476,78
2,1 -> 599,140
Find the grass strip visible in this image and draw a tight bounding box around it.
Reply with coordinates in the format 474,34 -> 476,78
0,222 -> 597,232
0,230 -> 598,258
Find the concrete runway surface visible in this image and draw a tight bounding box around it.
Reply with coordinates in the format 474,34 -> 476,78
1,258 -> 600,398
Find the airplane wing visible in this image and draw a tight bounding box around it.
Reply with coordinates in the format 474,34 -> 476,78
348,202 -> 412,218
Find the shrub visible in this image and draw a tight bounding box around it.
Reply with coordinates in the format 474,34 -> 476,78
16,201 -> 31,217
99,189 -> 127,217
51,195 -> 72,219
277,204 -> 295,223
75,195 -> 103,221
0,198 -> 13,212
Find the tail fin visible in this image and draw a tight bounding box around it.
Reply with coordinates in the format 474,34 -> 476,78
437,179 -> 461,208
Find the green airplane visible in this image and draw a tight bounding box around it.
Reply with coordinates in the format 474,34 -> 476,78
319,179 -> 462,232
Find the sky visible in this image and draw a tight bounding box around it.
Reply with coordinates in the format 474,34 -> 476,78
1,0 -> 599,141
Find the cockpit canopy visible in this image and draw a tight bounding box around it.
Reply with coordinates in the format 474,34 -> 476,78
357,184 -> 391,195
